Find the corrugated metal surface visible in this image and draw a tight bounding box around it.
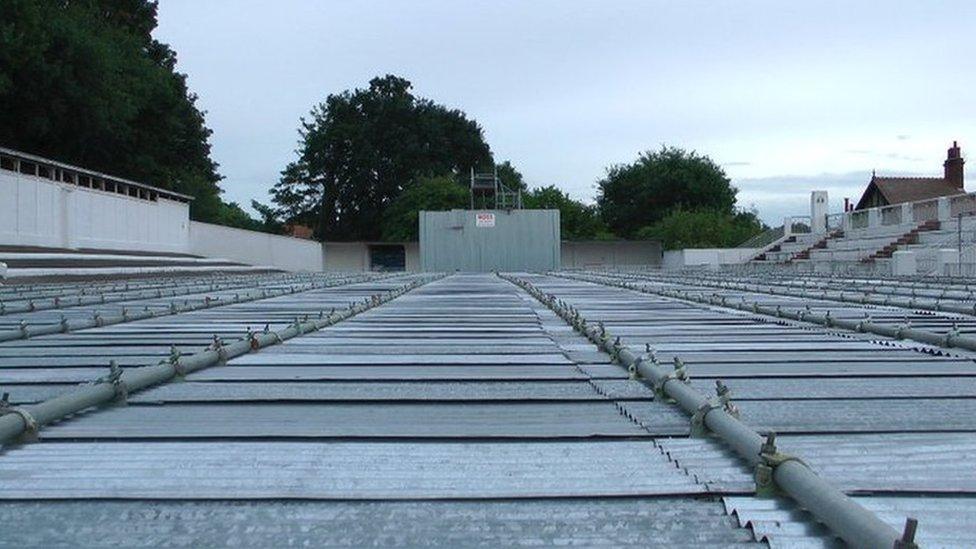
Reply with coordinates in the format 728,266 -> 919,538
725,496 -> 976,548
0,273 -> 767,546
419,209 -> 560,271
659,433 -> 976,493
40,402 -> 652,439
622,398 -> 976,434
0,498 -> 759,548
522,272 -> 976,547
16,267 -> 976,546
0,440 -> 700,499
5,380 -> 612,404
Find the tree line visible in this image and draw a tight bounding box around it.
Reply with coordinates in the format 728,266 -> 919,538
267,74 -> 765,247
0,2 -> 764,247
0,0 -> 252,226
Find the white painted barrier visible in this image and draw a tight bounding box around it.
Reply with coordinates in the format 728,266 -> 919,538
891,250 -> 917,276
189,221 -> 323,272
561,241 -> 662,268
0,148 -> 326,272
663,248 -> 760,270
0,166 -> 189,253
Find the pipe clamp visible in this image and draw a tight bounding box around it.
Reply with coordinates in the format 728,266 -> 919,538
755,432 -> 806,497
0,392 -> 40,439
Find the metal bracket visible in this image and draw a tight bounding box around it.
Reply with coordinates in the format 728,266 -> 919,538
692,381 -> 740,438
690,399 -> 719,438
755,432 -> 806,497
652,357 -> 689,401
246,328 -> 260,351
944,325 -> 961,348
628,354 -> 652,380
169,345 -> 186,378
609,336 -> 622,359
106,360 -> 128,404
893,518 -> 919,549
209,335 -> 228,364
0,392 -> 39,442
715,380 -> 740,418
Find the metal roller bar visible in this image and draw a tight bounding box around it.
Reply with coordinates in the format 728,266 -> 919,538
499,272 -> 905,549
604,270 -> 976,317
0,274 -> 440,446
562,271 -> 976,353
0,274 -> 381,343
0,272 -> 332,316
0,271 -> 284,302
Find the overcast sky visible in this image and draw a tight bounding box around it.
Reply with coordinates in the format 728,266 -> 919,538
155,0 -> 975,224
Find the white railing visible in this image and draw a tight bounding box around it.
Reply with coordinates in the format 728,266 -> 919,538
838,191 -> 973,232
787,216 -> 812,235
944,262 -> 976,277
908,216 -> 976,275
826,213 -> 845,232
912,198 -> 940,223
949,194 -> 976,217
880,204 -> 902,226
0,146 -> 193,204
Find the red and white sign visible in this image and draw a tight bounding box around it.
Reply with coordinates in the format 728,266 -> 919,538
475,213 -> 496,227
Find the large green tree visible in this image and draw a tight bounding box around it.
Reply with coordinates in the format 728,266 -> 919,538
271,75 -> 492,241
636,208 -> 766,250
523,186 -> 612,240
0,0 -> 237,223
597,146 -> 738,238
381,175 -> 469,241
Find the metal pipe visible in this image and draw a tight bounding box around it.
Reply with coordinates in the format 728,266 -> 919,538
500,273 -> 901,548
0,271 -> 314,305
562,270 -> 976,353
0,272 -> 322,316
0,275 -> 438,445
595,268 -> 976,316
0,273 -> 381,343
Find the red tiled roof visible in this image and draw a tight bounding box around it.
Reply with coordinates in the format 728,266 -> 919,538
286,224 -> 315,240
855,176 -> 960,209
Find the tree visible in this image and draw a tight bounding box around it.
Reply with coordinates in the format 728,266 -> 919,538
381,175 -> 469,241
496,160 -> 527,191
250,200 -> 287,235
0,0 -> 230,223
523,186 -> 612,240
271,75 -> 492,241
213,202 -> 262,232
597,146 -> 738,238
635,208 -> 766,250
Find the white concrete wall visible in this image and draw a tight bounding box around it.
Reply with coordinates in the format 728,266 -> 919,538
0,169 -> 189,253
561,241 -> 661,268
663,248 -> 760,270
323,242 -> 369,271
189,221 -> 323,271
323,242 -> 420,272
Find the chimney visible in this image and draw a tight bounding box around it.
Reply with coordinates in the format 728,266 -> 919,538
945,140 -> 965,189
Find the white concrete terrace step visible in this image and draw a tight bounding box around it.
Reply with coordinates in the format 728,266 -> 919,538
5,265 -> 277,280
0,252 -> 243,264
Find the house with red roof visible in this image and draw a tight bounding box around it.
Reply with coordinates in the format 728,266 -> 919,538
855,141 -> 965,210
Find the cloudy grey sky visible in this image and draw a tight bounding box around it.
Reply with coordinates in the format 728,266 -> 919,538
155,0 -> 975,224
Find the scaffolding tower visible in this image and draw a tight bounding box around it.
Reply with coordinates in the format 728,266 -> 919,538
470,167 -> 522,210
